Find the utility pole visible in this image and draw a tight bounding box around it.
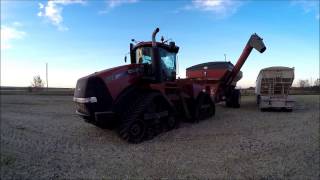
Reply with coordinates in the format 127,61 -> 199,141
46,63 -> 48,89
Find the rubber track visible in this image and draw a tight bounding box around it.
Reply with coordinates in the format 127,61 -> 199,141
118,92 -> 159,142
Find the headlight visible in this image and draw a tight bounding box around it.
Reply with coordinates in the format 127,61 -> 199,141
73,97 -> 97,103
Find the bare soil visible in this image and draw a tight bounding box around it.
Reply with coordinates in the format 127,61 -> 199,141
1,95 -> 319,179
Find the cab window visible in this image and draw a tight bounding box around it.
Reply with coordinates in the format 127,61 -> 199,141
136,47 -> 152,64
159,48 -> 176,80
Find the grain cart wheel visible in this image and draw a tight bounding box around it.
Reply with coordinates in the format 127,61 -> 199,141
225,93 -> 233,107
193,94 -> 215,122
232,89 -> 241,108
225,99 -> 233,107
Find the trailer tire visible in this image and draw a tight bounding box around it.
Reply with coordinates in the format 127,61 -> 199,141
256,95 -> 261,105
232,89 -> 241,108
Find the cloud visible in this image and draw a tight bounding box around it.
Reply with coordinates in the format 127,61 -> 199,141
291,0 -> 320,19
99,0 -> 139,14
37,0 -> 86,31
12,21 -> 23,27
107,0 -> 138,8
185,0 -> 242,18
1,25 -> 26,49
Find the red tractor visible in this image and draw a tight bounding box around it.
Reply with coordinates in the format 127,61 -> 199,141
73,28 -> 266,143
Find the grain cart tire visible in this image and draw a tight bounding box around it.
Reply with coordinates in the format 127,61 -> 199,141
225,98 -> 233,107
232,89 -> 241,108
193,93 -> 215,122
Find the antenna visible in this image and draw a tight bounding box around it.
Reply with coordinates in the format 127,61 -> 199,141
163,38 -> 172,44
46,63 -> 48,89
224,54 -> 227,62
176,55 -> 179,78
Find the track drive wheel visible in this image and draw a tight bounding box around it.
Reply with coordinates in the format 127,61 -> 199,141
118,92 -> 177,143
143,93 -> 178,138
118,94 -> 150,143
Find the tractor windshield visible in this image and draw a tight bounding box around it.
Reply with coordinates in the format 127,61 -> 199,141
135,47 -> 176,80
159,48 -> 176,80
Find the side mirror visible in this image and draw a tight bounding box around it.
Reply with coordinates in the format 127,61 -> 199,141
124,56 -> 127,63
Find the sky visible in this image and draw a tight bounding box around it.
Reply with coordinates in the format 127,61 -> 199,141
1,0 -> 319,88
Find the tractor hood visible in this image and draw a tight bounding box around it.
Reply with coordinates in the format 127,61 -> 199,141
77,64 -> 139,84
74,65 -> 130,97
94,64 -> 143,83
74,63 -> 143,101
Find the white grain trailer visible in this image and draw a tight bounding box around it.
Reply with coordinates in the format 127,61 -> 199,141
255,66 -> 294,111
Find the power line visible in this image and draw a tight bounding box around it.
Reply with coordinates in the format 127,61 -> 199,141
46,63 -> 48,89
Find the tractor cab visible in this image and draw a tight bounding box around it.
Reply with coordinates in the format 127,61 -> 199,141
129,28 -> 179,82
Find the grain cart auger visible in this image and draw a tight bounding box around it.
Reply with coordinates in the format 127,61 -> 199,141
186,33 -> 266,108
73,28 -> 215,143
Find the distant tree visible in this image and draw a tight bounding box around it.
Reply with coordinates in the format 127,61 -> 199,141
299,79 -> 310,88
31,75 -> 44,88
314,78 -> 320,87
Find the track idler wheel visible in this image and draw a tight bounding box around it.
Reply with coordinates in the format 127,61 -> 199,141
127,119 -> 146,143
165,116 -> 179,131
119,92 -> 177,143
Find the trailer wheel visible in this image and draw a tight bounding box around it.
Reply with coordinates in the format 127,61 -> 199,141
232,89 -> 241,108
193,93 -> 215,122
256,95 -> 261,105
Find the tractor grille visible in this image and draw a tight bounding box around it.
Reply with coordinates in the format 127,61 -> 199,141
74,76 -> 113,114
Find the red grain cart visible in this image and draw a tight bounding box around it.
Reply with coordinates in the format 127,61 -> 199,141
185,34 -> 266,108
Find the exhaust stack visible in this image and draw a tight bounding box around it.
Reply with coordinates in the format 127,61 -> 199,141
152,28 -> 159,47
151,28 -> 162,82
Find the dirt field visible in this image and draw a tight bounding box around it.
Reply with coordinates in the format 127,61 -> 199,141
1,94 -> 319,179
